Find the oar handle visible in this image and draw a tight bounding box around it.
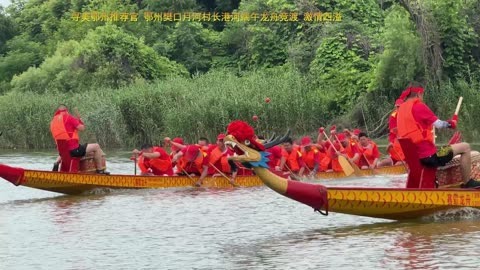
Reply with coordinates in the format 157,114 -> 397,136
133,154 -> 137,175
322,131 -> 339,153
210,162 -> 238,187
454,97 -> 463,116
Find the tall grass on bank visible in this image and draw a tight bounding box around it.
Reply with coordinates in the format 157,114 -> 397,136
1,68 -> 478,150
0,67 -> 328,149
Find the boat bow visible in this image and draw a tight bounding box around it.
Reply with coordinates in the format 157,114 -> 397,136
0,163 -> 25,186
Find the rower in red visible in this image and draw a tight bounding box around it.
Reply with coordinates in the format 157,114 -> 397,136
396,82 -> 480,188
132,144 -> 174,176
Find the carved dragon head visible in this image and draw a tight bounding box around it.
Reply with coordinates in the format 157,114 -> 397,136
224,120 -> 290,166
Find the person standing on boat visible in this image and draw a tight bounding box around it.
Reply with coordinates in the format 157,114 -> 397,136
396,82 -> 480,188
132,144 -> 174,176
50,105 -> 109,174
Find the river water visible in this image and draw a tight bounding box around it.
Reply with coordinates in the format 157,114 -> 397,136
1,150 -> 480,270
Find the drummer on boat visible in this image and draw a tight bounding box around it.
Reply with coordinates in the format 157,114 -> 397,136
50,104 -> 109,174
396,82 -> 480,188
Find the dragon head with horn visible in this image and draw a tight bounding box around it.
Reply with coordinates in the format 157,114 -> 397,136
224,120 -> 329,214
224,120 -> 290,168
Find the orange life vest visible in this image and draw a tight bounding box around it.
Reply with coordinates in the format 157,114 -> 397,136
138,147 -> 173,175
286,147 -> 302,172
138,155 -> 149,173
397,98 -> 434,144
358,141 -> 379,166
178,148 -> 208,174
209,147 -> 231,173
388,138 -> 405,161
302,147 -> 319,170
50,112 -> 79,142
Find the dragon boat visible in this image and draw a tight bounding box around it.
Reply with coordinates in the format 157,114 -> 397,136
0,135 -> 407,195
0,158 -> 406,195
223,120 -> 480,220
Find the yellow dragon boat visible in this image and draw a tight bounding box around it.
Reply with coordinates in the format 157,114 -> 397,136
0,162 -> 405,195
0,149 -> 407,195
222,120 -> 480,220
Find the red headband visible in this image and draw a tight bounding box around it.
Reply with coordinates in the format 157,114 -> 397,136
398,86 -> 424,101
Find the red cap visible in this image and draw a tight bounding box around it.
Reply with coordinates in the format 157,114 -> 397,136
353,129 -> 361,136
173,137 -> 184,144
217,133 -> 226,140
394,98 -> 403,106
337,133 -> 346,141
183,145 -> 200,161
300,136 -> 312,146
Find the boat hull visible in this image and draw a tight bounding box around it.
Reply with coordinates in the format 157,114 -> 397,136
326,187 -> 480,220
0,162 -> 407,195
19,170 -> 264,195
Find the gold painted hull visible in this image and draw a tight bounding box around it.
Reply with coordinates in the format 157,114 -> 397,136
20,170 -> 263,195
1,164 -> 407,195
326,187 -> 480,220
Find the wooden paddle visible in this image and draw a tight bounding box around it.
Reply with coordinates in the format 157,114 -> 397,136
446,97 -> 463,145
180,167 -> 198,186
322,131 -> 355,177
284,163 -> 302,181
334,134 -> 362,176
134,154 -> 137,175
209,162 -> 238,187
455,96 -> 463,117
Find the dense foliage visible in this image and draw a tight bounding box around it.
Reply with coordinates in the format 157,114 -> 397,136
0,0 -> 479,148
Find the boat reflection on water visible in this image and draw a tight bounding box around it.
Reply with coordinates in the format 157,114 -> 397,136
226,210 -> 480,269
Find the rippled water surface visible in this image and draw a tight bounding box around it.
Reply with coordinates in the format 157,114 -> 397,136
1,150 -> 480,270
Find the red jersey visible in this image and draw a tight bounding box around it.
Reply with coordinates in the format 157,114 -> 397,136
388,110 -> 398,144
143,147 -> 174,175
180,146 -> 210,174
266,145 -> 283,169
358,142 -> 380,167
61,112 -> 82,150
411,103 -> 438,158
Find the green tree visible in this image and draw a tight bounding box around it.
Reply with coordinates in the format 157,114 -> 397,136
0,7 -> 17,55
370,5 -> 423,97
11,24 -> 188,93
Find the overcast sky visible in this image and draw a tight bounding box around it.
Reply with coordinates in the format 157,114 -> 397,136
0,0 -> 10,8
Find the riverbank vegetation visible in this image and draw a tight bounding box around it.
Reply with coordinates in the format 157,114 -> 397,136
0,0 -> 479,149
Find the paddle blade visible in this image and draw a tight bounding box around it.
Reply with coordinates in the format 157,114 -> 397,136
338,156 -> 355,177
